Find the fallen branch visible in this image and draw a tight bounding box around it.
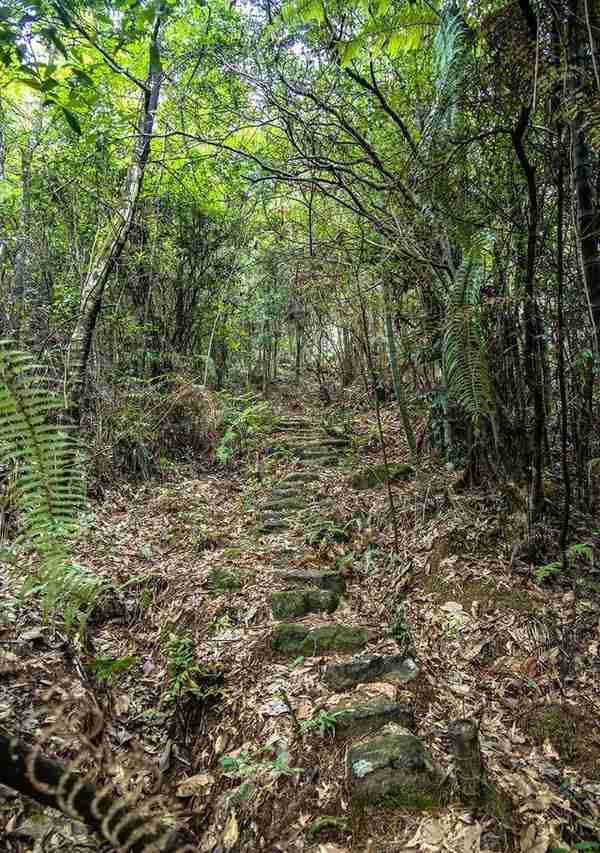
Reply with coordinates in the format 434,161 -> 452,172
0,728 -> 193,853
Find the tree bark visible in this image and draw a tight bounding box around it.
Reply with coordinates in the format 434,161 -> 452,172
68,15 -> 163,421
382,276 -> 417,461
512,105 -> 545,521
447,718 -> 487,804
569,0 -> 600,344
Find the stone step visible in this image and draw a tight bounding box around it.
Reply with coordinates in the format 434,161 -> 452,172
350,463 -> 415,490
272,567 -> 346,595
282,472 -> 320,484
270,588 -> 339,619
297,456 -> 338,468
346,733 -> 441,804
292,447 -> 340,459
275,423 -> 314,433
320,700 -> 414,738
271,431 -> 321,443
285,438 -> 349,450
277,418 -> 312,427
270,487 -> 303,499
324,655 -> 418,692
261,497 -> 307,512
272,623 -> 369,656
258,516 -> 288,532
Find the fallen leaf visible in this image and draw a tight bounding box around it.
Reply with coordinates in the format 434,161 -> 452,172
21,627 -> 44,641
261,698 -> 289,716
542,737 -> 560,760
0,651 -> 20,674
114,693 -> 130,715
176,772 -> 215,797
223,812 -> 239,850
456,822 -> 481,853
214,733 -> 228,754
520,822 -> 550,853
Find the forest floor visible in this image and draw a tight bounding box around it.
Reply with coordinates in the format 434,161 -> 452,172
1,382 -> 600,853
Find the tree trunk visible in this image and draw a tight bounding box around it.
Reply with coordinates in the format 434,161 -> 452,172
382,277 -> 417,461
512,105 -> 544,521
569,0 -> 600,343
11,138 -> 36,343
447,719 -> 487,804
68,15 -> 163,421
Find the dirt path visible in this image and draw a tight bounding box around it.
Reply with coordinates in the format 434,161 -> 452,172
2,401 -> 600,852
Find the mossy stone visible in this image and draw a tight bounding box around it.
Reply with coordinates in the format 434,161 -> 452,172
272,623 -> 368,656
272,568 -> 346,595
258,515 -> 288,532
350,463 -> 415,490
262,497 -> 306,512
306,816 -> 348,838
271,588 -> 339,619
207,566 -> 242,593
283,472 -> 319,483
329,700 -> 414,737
324,654 -> 418,691
270,487 -> 302,499
347,734 -> 442,804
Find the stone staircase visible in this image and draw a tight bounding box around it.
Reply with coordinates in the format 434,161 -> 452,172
252,415 -> 441,808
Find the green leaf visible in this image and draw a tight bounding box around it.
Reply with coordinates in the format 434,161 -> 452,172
40,26 -> 68,58
339,37 -> 363,67
299,0 -> 324,24
61,107 -> 81,135
374,0 -> 391,16
53,2 -> 72,28
18,77 -> 43,91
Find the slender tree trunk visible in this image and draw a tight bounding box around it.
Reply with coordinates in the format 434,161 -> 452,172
512,104 -> 544,521
556,139 -> 571,569
68,15 -> 163,421
11,140 -> 35,343
382,277 -> 417,461
569,0 -> 600,344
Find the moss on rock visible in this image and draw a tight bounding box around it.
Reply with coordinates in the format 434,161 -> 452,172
272,623 -> 368,655
350,463 -> 415,490
347,734 -> 442,805
207,566 -> 242,593
271,588 -> 339,619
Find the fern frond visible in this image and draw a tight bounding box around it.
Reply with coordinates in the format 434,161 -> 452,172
0,342 -> 85,540
442,258 -> 492,427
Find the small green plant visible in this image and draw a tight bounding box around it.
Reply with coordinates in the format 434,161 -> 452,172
160,631 -> 203,705
220,743 -> 303,780
208,566 -> 242,594
87,655 -> 136,684
300,709 -> 353,738
211,612 -> 234,633
305,515 -> 351,547
22,558 -> 107,632
216,395 -> 273,464
535,541 -> 595,585
1,343 -> 88,632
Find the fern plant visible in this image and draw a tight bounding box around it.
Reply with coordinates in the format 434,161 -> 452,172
0,341 -> 91,627
442,256 -> 493,432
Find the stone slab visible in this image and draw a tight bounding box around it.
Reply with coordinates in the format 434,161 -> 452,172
324,655 -> 418,691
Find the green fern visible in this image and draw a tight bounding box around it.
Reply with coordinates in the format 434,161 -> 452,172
442,257 -> 492,428
0,342 -> 84,537
0,341 -> 91,626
